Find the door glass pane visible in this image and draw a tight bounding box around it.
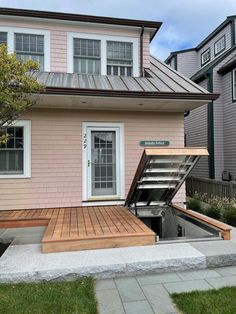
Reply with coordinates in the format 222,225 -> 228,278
91,131 -> 116,196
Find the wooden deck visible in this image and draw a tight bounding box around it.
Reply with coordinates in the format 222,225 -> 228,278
0,206 -> 156,253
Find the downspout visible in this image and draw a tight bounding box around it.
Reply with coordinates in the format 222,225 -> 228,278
206,70 -> 215,179
140,25 -> 144,77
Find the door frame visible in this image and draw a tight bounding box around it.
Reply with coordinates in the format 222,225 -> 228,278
82,122 -> 124,202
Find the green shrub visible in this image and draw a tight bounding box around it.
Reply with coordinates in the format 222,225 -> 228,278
222,205 -> 236,227
187,198 -> 203,213
204,205 -> 221,220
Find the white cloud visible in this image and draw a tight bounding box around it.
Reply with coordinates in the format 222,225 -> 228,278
0,0 -> 236,59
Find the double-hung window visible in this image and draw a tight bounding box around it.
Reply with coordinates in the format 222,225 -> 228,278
107,41 -> 133,76
201,48 -> 211,66
73,38 -> 101,74
0,121 -> 31,178
214,36 -> 225,56
15,33 -> 44,71
0,32 -> 7,45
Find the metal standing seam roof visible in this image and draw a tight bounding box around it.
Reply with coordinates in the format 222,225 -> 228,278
33,56 -> 219,101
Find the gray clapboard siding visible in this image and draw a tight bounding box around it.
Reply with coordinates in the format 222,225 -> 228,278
222,70 -> 236,179
177,50 -> 198,78
197,23 -> 232,70
184,79 -> 209,178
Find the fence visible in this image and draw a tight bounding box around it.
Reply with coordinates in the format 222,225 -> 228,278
186,176 -> 236,200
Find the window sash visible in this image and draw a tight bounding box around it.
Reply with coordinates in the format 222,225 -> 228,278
201,48 -> 210,66
214,36 -> 225,55
107,41 -> 133,76
15,33 -> 44,71
73,38 -> 101,74
0,126 -> 24,174
0,32 -> 7,45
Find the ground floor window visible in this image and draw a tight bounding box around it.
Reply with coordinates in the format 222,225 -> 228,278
83,122 -> 124,201
0,120 -> 31,178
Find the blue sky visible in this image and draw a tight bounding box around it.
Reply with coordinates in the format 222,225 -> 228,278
0,0 -> 236,60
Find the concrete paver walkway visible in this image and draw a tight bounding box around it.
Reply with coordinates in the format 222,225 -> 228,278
96,266 -> 236,314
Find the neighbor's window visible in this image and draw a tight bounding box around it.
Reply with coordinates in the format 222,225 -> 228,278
73,38 -> 101,74
214,36 -> 225,56
0,32 -> 7,45
15,33 -> 44,71
233,69 -> 236,101
107,41 -> 133,76
0,127 -> 24,175
201,48 -> 211,66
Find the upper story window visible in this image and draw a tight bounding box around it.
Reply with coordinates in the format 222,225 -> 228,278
15,33 -> 44,71
0,32 -> 7,45
201,48 -> 211,66
214,35 -> 225,56
107,41 -> 133,76
0,27 -> 50,71
68,33 -> 139,76
0,120 -> 31,178
73,38 -> 101,74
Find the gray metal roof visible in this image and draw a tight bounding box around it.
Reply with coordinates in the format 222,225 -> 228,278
33,56 -> 218,100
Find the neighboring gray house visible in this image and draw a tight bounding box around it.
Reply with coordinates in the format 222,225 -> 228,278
166,15 -> 236,181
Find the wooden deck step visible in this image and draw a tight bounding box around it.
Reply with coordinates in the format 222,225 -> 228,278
0,206 -> 156,253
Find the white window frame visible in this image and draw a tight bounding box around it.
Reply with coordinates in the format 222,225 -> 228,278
67,32 -> 139,76
0,26 -> 50,71
214,35 -> 226,56
233,69 -> 236,101
201,48 -> 211,66
0,120 -> 31,179
82,122 -> 125,201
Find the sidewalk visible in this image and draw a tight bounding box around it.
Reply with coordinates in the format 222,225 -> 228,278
96,266 -> 236,314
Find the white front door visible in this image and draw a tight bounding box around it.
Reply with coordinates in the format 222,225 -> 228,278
83,123 -> 124,200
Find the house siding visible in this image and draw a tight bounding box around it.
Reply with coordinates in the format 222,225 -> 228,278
0,109 -> 185,210
0,18 -> 151,73
222,70 -> 236,179
177,51 -> 197,78
184,79 -> 209,178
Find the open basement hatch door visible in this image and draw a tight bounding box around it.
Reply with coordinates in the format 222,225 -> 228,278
125,147 -> 209,214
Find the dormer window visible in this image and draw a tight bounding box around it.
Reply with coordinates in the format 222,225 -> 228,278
73,38 -> 101,74
201,48 -> 211,66
15,33 -> 44,71
107,41 -> 133,76
214,35 -> 225,56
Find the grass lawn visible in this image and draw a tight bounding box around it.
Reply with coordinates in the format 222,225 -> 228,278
172,286 -> 236,314
0,278 -> 98,314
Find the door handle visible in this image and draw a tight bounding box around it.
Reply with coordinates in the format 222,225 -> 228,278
88,160 -> 91,167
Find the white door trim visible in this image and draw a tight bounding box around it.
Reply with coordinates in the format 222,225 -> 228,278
82,122 -> 124,201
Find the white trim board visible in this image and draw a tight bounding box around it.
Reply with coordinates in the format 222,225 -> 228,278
67,32 -> 139,76
82,122 -> 125,202
0,26 -> 51,71
0,120 -> 31,179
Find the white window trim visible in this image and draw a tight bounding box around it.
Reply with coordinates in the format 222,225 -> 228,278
0,120 -> 31,179
0,26 -> 50,71
201,47 -> 211,66
82,122 -> 125,202
67,32 -> 139,76
214,35 -> 225,56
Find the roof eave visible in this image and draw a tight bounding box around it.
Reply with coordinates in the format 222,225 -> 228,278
44,86 -> 219,101
0,7 -> 162,41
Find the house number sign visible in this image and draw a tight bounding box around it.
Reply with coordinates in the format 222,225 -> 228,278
139,140 -> 170,147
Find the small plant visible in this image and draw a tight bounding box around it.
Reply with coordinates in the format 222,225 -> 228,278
187,198 -> 203,213
204,205 -> 221,220
222,205 -> 236,227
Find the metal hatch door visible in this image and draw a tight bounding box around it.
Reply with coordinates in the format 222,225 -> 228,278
125,148 -> 209,210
